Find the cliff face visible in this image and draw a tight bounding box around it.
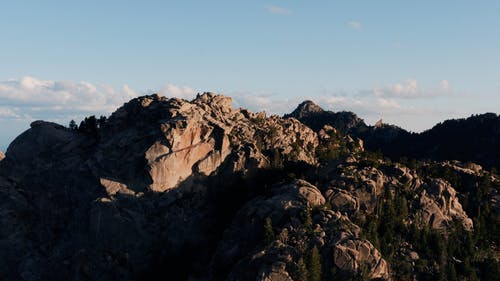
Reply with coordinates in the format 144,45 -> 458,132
0,93 -> 497,281
93,93 -> 317,193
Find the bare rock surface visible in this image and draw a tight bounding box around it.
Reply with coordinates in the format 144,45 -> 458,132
0,93 -> 496,281
0,93 -> 321,281
418,178 -> 473,230
333,233 -> 390,280
322,155 -> 473,232
210,179 -> 391,280
95,93 -> 317,193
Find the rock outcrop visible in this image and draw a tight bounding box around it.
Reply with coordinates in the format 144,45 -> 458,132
0,93 -> 321,281
321,155 -> 473,231
418,178 -> 473,230
0,93 -> 496,281
285,100 -> 366,133
94,93 -> 317,193
211,179 -> 390,281
333,233 -> 390,280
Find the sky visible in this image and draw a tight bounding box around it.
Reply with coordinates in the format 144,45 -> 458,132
1,1 -> 499,150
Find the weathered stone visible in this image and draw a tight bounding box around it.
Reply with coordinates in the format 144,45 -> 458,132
256,262 -> 293,281
333,233 -> 390,280
327,188 -> 358,215
418,178 -> 473,230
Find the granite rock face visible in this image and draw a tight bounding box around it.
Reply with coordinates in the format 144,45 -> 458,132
418,178 -> 473,230
323,156 -> 473,231
333,233 -> 390,280
210,179 -> 390,281
0,93 -> 320,281
94,93 -> 317,193
0,93 -> 495,281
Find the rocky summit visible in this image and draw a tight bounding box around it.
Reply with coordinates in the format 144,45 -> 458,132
0,93 -> 499,281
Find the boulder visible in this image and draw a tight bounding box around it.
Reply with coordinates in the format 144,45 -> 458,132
256,262 -> 293,281
418,178 -> 473,230
333,233 -> 390,280
327,188 -> 358,215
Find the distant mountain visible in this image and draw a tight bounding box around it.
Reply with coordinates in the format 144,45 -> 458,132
399,113 -> 500,169
285,100 -> 366,133
288,100 -> 500,170
0,94 -> 498,281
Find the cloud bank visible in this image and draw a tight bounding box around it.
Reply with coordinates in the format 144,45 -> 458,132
0,76 -> 201,123
373,78 -> 453,99
232,78 -> 463,132
0,77 -> 138,117
0,76 -> 466,148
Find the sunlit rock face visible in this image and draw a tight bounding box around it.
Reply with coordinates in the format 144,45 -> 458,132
0,93 -> 321,280
94,92 -> 318,192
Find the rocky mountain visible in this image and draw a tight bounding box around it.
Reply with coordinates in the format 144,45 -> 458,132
285,101 -> 366,133
288,101 -> 500,171
0,93 -> 498,281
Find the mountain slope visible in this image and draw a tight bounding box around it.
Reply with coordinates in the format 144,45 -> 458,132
288,101 -> 500,170
0,93 -> 498,281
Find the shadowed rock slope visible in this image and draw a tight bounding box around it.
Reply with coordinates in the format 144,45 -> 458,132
0,93 -> 498,281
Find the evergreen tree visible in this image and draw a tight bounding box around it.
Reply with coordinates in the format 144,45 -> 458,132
447,263 -> 458,281
97,115 -> 107,128
69,119 -> 77,130
307,246 -> 322,281
263,217 -> 275,246
78,115 -> 98,136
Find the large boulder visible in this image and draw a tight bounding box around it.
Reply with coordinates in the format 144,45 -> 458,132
418,178 -> 473,230
333,232 -> 390,280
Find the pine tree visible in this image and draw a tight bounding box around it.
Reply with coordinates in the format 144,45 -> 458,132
69,119 -> 77,130
447,263 -> 458,281
263,217 -> 275,246
307,246 -> 322,281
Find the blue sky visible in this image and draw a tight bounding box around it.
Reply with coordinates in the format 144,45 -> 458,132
1,1 -> 499,150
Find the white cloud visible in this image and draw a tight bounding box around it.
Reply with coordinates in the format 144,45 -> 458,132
0,76 -> 199,124
266,5 -> 292,15
159,84 -> 197,99
0,76 -> 138,114
347,21 -> 363,30
373,78 -> 453,99
0,106 -> 21,119
232,91 -> 405,120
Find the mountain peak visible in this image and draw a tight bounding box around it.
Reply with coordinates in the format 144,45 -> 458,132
288,100 -> 324,119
